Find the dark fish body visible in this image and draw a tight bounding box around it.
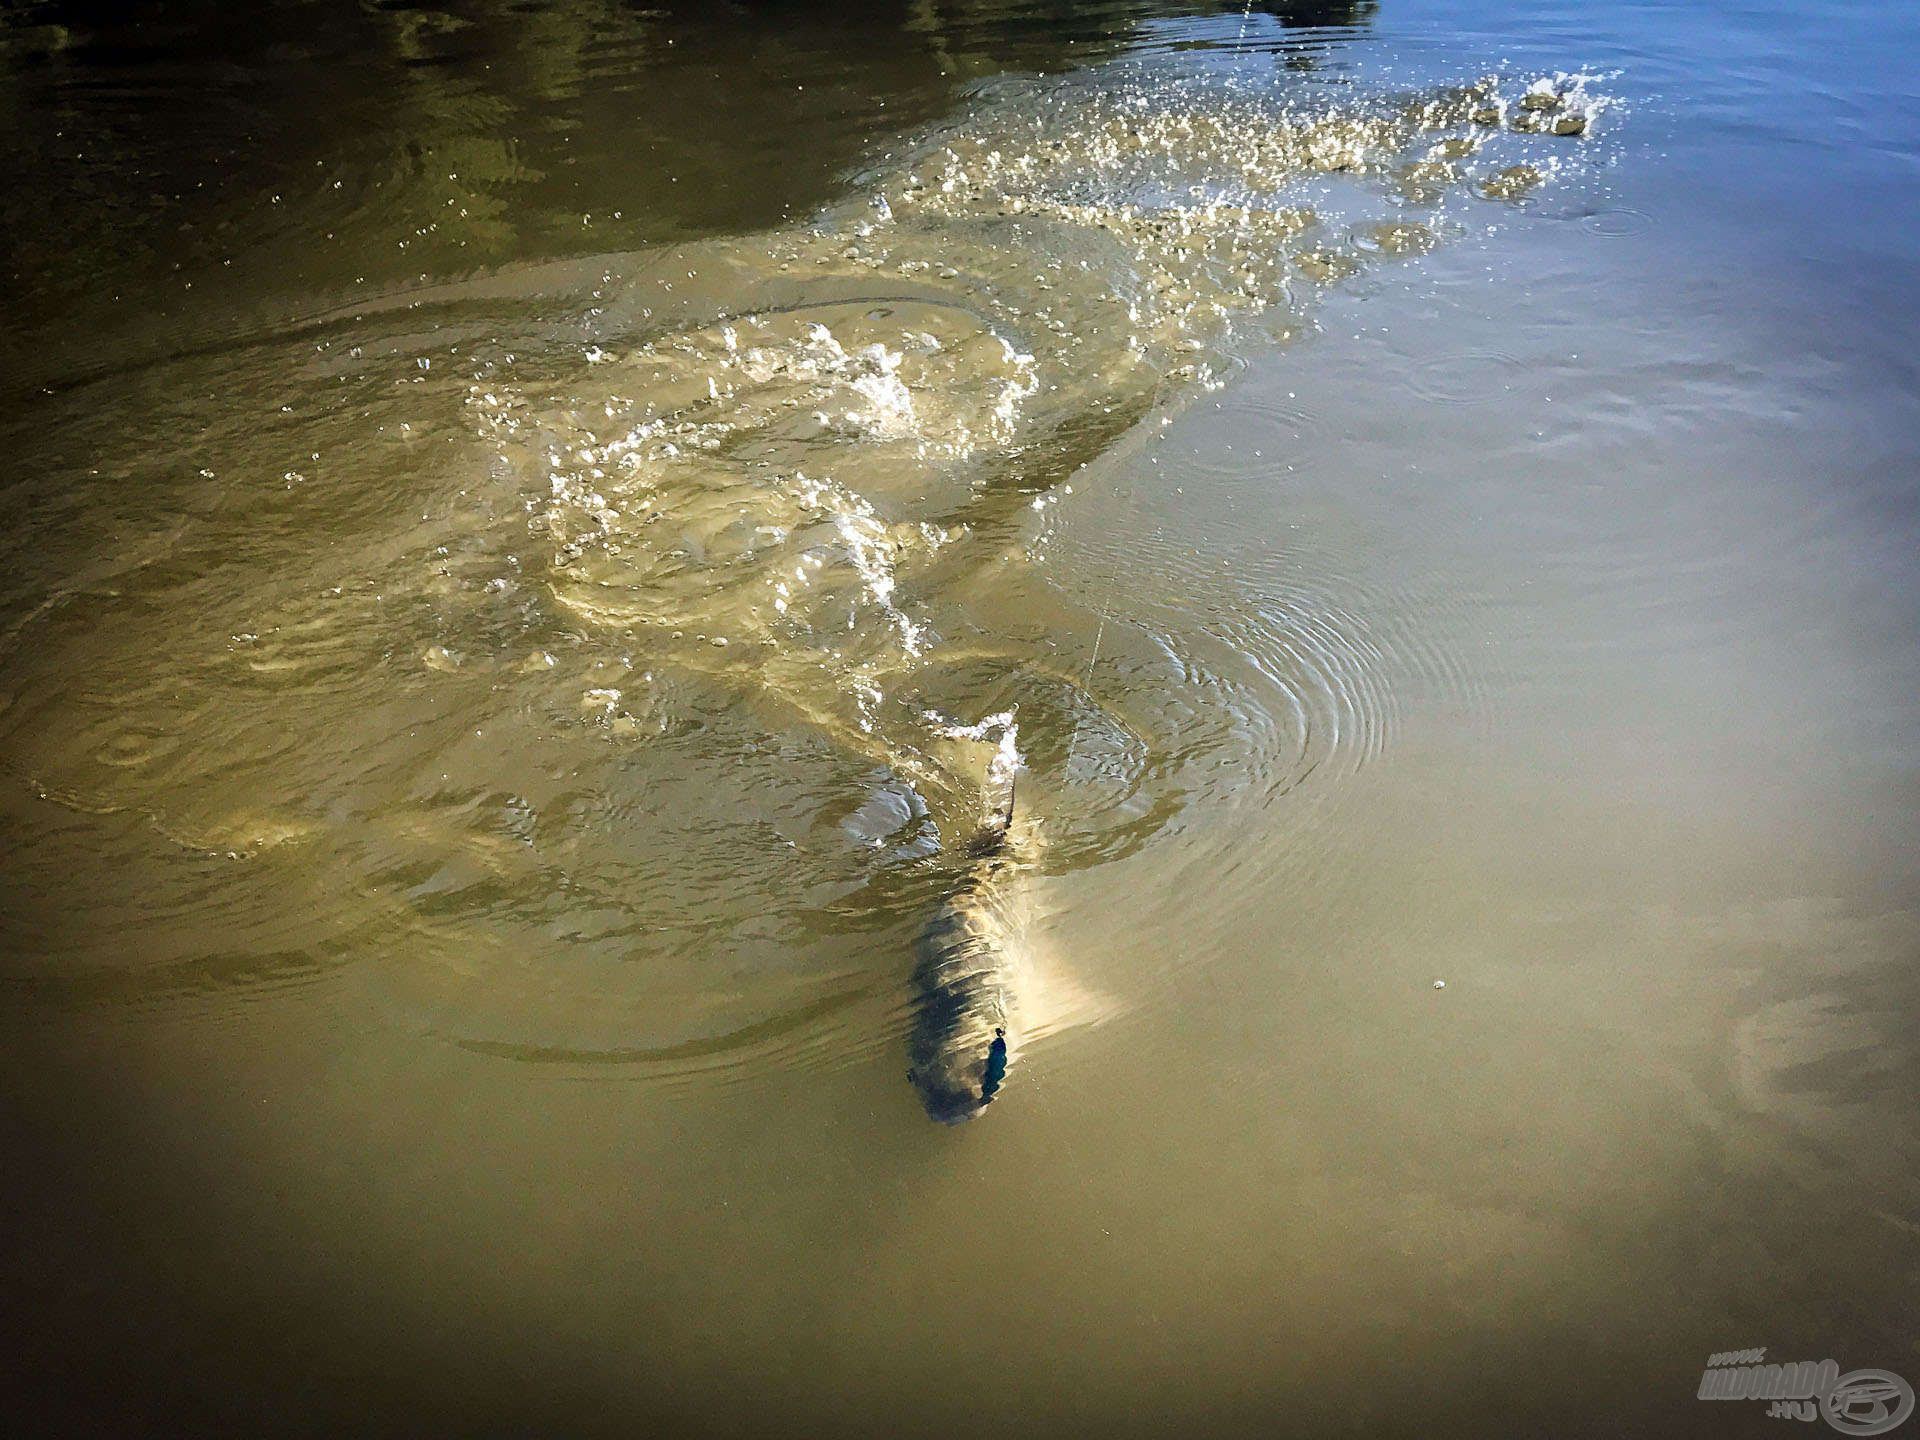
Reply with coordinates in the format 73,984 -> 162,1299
907,793 -> 1025,1124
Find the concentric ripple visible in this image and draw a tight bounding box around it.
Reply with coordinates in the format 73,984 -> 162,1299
1581,206 -> 1655,237
1406,350 -> 1527,405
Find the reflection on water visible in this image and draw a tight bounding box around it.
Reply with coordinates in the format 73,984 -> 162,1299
0,0 -> 1376,390
1,0 -> 1917,1435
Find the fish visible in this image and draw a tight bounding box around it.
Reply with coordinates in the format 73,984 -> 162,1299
906,757 -> 1030,1124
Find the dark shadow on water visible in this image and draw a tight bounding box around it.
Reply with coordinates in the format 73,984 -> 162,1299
0,0 -> 1379,392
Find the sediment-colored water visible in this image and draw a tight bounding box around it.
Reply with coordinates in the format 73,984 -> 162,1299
1,2 -> 1914,1435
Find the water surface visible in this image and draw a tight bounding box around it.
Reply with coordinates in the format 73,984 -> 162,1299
1,1 -> 1916,1435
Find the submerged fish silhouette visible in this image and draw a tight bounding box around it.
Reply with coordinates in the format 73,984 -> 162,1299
907,767 -> 1027,1124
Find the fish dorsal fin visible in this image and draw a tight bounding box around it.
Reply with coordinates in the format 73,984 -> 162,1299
965,766 -> 1017,860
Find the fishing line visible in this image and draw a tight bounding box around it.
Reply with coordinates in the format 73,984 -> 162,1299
1064,477 -> 1128,780
1066,578 -> 1114,779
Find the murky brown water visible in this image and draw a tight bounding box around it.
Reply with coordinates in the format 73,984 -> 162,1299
2,2 -> 1916,1435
